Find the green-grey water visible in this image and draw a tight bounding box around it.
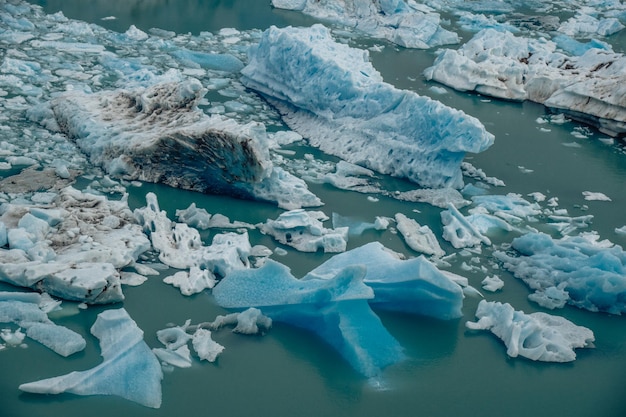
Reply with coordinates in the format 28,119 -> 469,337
2,1 -> 626,416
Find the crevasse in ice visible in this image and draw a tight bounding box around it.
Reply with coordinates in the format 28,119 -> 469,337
240,24 -> 494,189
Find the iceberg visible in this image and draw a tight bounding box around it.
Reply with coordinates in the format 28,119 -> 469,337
241,24 -> 494,189
304,242 -> 464,319
19,308 -> 163,408
0,291 -> 85,356
495,232 -> 626,315
33,77 -> 320,209
0,186 -> 150,304
258,209 -> 348,253
394,213 -> 445,257
424,28 -> 626,137
466,300 -> 595,362
212,259 -> 405,377
271,0 -> 459,49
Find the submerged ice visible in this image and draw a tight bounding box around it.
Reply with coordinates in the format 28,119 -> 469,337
241,24 -> 494,189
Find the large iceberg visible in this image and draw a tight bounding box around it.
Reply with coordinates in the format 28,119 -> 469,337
32,77 -> 320,209
424,28 -> 626,137
271,0 -> 459,49
0,186 -> 151,304
466,300 -> 595,362
495,232 -> 626,314
213,259 -> 405,377
304,242 -> 464,319
19,308 -> 163,408
240,24 -> 494,189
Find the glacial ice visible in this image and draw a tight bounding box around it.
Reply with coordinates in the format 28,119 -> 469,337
0,291 -> 85,356
213,259 -> 405,377
495,232 -> 626,315
304,242 -> 464,319
424,28 -> 626,137
271,0 -> 459,49
241,24 -> 494,189
0,186 -> 150,304
466,300 -> 595,362
394,213 -> 445,257
258,209 -> 349,253
19,308 -> 163,408
32,77 -> 320,209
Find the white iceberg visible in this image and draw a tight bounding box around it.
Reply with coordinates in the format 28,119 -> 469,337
394,213 -> 445,257
466,300 -> 595,362
19,308 -> 163,408
271,0 -> 459,49
425,28 -> 626,137
241,24 -> 494,189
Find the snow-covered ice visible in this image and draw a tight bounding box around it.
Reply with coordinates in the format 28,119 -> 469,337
19,308 -> 163,408
241,24 -> 494,189
466,300 -> 595,362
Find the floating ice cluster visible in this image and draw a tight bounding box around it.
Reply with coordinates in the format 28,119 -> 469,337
241,24 -> 494,189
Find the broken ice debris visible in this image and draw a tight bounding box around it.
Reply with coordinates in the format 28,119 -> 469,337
19,308 -> 163,408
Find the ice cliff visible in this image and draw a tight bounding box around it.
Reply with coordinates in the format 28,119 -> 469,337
241,24 -> 494,189
424,28 -> 626,137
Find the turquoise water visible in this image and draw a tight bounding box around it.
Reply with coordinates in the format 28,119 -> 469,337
3,1 -> 626,416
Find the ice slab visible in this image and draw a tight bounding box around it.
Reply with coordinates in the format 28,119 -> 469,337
259,209 -> 348,253
213,259 -> 404,377
304,242 -> 464,319
241,24 -> 494,189
19,308 -> 163,408
394,213 -> 445,257
33,77 -> 320,209
425,28 -> 626,137
495,232 -> 626,315
466,300 -> 595,362
271,0 -> 459,49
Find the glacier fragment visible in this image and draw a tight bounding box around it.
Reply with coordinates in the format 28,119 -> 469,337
213,259 -> 404,377
466,300 -> 595,362
241,24 -> 494,189
19,308 -> 163,408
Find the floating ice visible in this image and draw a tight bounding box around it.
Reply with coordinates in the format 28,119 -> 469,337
582,191 -> 612,201
176,203 -> 254,230
0,186 -> 150,304
425,28 -> 626,137
259,209 -> 348,253
466,300 -> 595,362
558,12 -> 624,38
304,242 -> 464,319
213,259 -> 404,377
271,0 -> 459,49
394,213 -> 445,257
441,203 -> 492,249
134,193 -> 253,276
206,307 -> 272,335
241,25 -> 494,189
481,275 -> 504,292
495,232 -> 626,315
0,291 -> 85,356
32,77 -> 319,209
163,266 -> 217,296
20,308 -> 163,408
192,328 -> 224,362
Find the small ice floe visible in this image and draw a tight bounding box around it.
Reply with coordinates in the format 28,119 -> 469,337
582,191 -> 611,201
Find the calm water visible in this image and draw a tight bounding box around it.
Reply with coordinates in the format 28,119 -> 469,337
4,1 -> 626,417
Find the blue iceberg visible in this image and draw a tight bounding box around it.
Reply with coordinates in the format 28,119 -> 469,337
495,232 -> 626,314
19,308 -> 163,408
212,259 -> 405,377
240,24 -> 494,189
304,242 -> 464,319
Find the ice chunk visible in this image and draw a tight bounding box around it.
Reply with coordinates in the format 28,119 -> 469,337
241,25 -> 494,189
19,308 -> 163,408
481,275 -> 504,292
582,191 -> 612,201
36,78 -> 319,208
466,300 -> 595,362
192,328 -> 224,362
207,308 -> 272,334
495,232 -> 626,315
441,203 -> 492,248
394,213 -> 445,257
304,242 -> 464,319
213,259 -> 404,377
259,209 -> 348,253
271,0 -> 459,49
163,266 -> 217,296
425,28 -> 626,137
